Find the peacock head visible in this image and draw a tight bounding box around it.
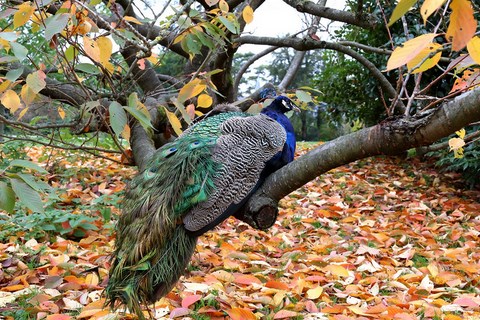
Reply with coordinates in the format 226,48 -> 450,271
265,96 -> 301,114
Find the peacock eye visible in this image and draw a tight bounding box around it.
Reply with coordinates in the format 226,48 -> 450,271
164,147 -> 177,158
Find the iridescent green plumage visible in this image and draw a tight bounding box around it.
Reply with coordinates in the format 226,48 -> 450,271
106,112 -> 249,318
106,106 -> 289,319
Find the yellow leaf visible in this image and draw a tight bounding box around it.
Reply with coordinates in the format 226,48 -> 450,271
96,36 -> 112,66
83,36 -> 100,63
123,16 -> 142,24
197,93 -> 213,108
427,262 -> 439,277
386,33 -> 438,71
456,128 -> 466,139
407,42 -> 442,73
17,107 -> 29,120
178,78 -> 206,103
445,0 -> 477,51
242,5 -> 254,24
14,3 -> 35,29
388,0 -> 417,26
164,107 -> 183,136
420,0 -> 447,23
21,84 -> 36,106
467,36 -> 480,65
85,273 -> 99,286
449,137 -> 465,151
57,106 -> 65,119
324,264 -> 350,277
212,270 -> 235,282
1,89 -> 21,113
306,286 -> 323,299
0,80 -> 12,94
348,306 -> 370,316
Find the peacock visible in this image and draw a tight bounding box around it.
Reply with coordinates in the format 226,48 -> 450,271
105,95 -> 298,318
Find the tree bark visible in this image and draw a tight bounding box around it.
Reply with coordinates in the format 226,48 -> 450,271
237,87 -> 480,227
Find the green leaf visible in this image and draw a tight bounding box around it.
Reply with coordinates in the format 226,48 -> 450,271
218,16 -> 239,34
109,101 -> 128,138
185,34 -> 202,55
6,68 -> 24,82
11,178 -> 44,213
16,173 -> 46,192
0,32 -> 19,41
76,63 -> 99,74
65,45 -> 78,62
10,42 -> 28,61
0,181 -> 15,213
9,159 -> 48,173
296,89 -> 312,103
128,92 -> 139,108
44,13 -> 70,41
124,106 -> 153,131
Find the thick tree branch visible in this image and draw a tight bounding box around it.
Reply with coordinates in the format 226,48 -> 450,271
282,0 -> 379,29
236,36 -> 405,112
239,87 -> 480,228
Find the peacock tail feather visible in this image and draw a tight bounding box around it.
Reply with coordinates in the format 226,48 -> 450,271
106,100 -> 295,319
106,112 -> 250,316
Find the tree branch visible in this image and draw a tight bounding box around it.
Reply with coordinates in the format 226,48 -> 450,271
236,35 -> 405,111
282,0 -> 379,29
239,87 -> 480,228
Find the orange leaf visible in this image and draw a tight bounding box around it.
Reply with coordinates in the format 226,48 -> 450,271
226,307 -> 256,320
265,280 -> 289,290
321,305 -> 346,313
182,294 -> 202,308
445,0 -> 477,51
1,284 -> 26,292
234,274 -> 262,285
83,36 -> 100,63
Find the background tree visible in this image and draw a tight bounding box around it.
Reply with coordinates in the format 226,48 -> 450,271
0,0 -> 479,224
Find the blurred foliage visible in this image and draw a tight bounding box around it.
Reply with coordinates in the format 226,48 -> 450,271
428,126 -> 480,189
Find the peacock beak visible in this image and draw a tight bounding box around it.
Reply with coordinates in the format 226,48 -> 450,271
291,101 -> 301,112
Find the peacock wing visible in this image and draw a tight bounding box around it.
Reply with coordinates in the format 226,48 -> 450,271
183,114 -> 287,234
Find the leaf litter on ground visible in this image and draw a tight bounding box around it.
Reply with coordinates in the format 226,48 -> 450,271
0,143 -> 479,319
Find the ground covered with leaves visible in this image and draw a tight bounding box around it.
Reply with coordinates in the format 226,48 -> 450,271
1,144 -> 479,320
